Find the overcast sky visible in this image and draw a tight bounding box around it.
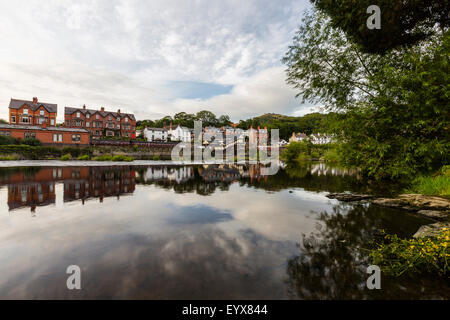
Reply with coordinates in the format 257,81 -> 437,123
0,0 -> 317,122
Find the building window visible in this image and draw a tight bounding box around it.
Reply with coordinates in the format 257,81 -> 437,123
95,130 -> 100,135
51,119 -> 55,126
11,116 -> 15,123
86,114 -> 90,119
108,115 -> 112,121
106,131 -> 113,137
24,132 -> 36,139
53,133 -> 63,142
117,117 -> 120,121
116,124 -> 120,129
0,131 -> 11,136
125,117 -> 128,122
22,117 -> 29,123
23,108 -> 28,115
77,112 -> 80,118
39,117 -> 45,125
86,122 -> 90,127
72,134 -> 81,142
96,114 -> 99,119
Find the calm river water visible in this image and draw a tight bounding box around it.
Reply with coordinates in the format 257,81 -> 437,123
0,162 -> 448,299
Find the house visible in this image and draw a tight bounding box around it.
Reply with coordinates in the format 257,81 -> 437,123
0,123 -> 89,146
289,132 -> 308,143
144,127 -> 168,142
168,124 -> 191,142
310,133 -> 332,145
64,105 -> 136,139
9,97 -> 57,127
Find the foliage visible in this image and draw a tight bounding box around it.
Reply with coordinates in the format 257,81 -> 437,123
152,155 -> 160,161
0,119 -> 8,124
92,154 -> 112,161
0,135 -> 19,145
0,154 -> 19,160
283,8 -> 450,180
77,155 -> 90,160
139,110 -> 232,130
311,0 -> 449,54
111,154 -> 134,162
60,154 -> 72,161
405,166 -> 450,197
281,141 -> 335,163
0,145 -> 91,160
21,138 -> 42,146
370,229 -> 450,277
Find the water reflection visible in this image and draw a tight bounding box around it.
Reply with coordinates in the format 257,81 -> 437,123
0,163 -> 445,299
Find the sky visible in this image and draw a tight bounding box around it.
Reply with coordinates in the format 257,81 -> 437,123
0,0 -> 317,123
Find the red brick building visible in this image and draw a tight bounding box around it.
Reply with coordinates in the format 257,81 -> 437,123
9,97 -> 57,126
64,105 -> 136,139
0,124 -> 89,146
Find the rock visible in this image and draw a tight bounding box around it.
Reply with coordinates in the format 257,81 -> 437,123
417,210 -> 448,220
372,194 -> 450,215
413,222 -> 450,238
326,193 -> 374,202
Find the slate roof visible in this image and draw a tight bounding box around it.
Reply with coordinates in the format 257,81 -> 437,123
9,98 -> 57,113
65,107 -> 136,121
0,123 -> 88,133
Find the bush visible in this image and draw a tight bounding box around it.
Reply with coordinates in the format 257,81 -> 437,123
21,138 -> 42,146
281,141 -> 308,163
0,154 -> 20,160
152,154 -> 160,161
77,155 -> 90,160
111,154 -> 134,162
370,229 -> 450,277
93,154 -> 112,161
405,165 -> 450,197
60,154 -> 72,161
0,135 -> 19,145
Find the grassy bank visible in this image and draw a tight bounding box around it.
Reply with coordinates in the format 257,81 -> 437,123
0,144 -> 91,160
405,166 -> 450,198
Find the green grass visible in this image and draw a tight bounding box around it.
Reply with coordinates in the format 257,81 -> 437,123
111,154 -> 134,162
60,154 -> 72,161
405,166 -> 450,197
77,155 -> 90,160
92,154 -> 113,161
0,154 -> 20,161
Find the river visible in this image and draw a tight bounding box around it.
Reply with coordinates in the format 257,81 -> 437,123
0,162 -> 447,299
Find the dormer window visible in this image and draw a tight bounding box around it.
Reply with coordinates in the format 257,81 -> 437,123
125,117 -> 128,122
40,110 -> 44,116
117,117 -> 120,121
108,115 -> 112,121
77,112 -> 80,118
23,108 -> 28,115
86,114 -> 90,119
96,114 -> 99,119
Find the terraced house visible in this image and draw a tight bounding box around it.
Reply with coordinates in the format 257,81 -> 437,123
64,105 -> 136,139
9,97 -> 57,126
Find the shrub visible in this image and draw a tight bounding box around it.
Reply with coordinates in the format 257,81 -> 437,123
281,141 -> 308,163
405,165 -> 450,197
111,154 -> 134,162
93,154 -> 112,161
0,135 -> 19,145
323,148 -> 340,163
152,154 -> 160,161
369,229 -> 450,277
77,155 -> 90,160
0,154 -> 20,160
21,138 -> 42,146
60,154 -> 72,161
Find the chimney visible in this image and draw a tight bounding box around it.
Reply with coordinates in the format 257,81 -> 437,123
101,107 -> 105,112
117,109 -> 121,114
83,104 -> 86,109
32,97 -> 38,104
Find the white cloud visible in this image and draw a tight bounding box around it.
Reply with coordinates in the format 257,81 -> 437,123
0,0 -> 313,122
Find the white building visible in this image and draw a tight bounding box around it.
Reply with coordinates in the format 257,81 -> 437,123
169,124 -> 191,142
310,133 -> 332,145
144,127 -> 168,142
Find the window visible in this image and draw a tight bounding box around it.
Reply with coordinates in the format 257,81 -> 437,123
51,119 -> 55,126
116,124 -> 120,129
86,114 -> 90,119
72,134 -> 81,142
75,120 -> 82,126
40,110 -> 44,116
38,117 -> 45,125
77,112 -> 80,118
108,123 -> 113,129
86,122 -> 90,127
108,115 -> 112,121
96,114 -> 99,119
24,132 -> 36,139
11,116 -> 15,123
125,117 -> 128,122
66,120 -> 70,126
53,133 -> 63,142
22,117 -> 29,123
106,131 -> 113,137
23,108 -> 28,115
117,117 -> 120,121
95,130 -> 100,135
0,131 -> 11,136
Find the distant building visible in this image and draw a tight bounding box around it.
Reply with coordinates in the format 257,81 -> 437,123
144,127 -> 168,142
64,105 -> 136,139
289,132 -> 308,143
310,133 -> 332,145
168,124 -> 191,142
9,97 -> 57,127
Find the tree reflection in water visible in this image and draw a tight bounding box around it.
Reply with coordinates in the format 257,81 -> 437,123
286,203 -> 450,300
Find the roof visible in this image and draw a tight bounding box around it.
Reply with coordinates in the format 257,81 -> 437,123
65,106 -> 136,121
0,124 -> 88,133
9,98 -> 57,113
145,127 -> 168,131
